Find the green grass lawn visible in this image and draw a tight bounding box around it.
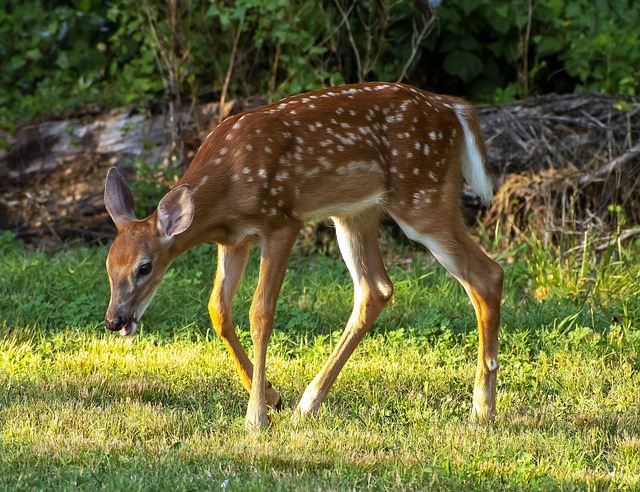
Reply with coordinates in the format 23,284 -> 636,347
1,230 -> 639,491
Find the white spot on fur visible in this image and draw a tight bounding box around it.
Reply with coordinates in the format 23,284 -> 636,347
318,157 -> 333,170
335,160 -> 379,175
193,175 -> 209,192
275,171 -> 289,181
306,167 -> 321,178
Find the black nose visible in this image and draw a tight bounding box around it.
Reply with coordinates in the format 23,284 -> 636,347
105,317 -> 124,332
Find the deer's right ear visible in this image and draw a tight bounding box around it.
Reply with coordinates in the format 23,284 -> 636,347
104,167 -> 137,229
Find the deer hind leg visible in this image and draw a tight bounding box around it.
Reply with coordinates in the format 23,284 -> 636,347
392,214 -> 503,422
296,208 -> 393,418
208,244 -> 282,412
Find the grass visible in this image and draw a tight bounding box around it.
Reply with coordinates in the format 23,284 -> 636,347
1,229 -> 640,490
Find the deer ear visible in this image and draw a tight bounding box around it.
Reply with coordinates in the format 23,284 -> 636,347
104,167 -> 136,229
156,184 -> 194,238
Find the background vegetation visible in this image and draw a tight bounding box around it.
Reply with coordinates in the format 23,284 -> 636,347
1,0 -> 638,124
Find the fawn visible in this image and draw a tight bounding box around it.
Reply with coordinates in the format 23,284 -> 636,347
104,82 -> 503,430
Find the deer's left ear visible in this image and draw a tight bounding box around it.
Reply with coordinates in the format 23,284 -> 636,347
156,185 -> 194,238
104,166 -> 137,229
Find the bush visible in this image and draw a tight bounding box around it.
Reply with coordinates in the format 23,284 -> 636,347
422,0 -> 639,100
0,0 -> 637,123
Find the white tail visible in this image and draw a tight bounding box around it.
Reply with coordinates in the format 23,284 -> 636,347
104,82 -> 503,430
454,104 -> 494,205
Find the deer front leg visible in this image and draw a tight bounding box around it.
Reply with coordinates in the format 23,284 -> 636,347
208,244 -> 282,410
246,226 -> 299,431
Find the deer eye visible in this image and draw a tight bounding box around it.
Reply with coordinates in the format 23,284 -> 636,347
137,261 -> 152,277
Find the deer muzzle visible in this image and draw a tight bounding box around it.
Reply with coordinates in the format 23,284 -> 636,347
105,316 -> 138,337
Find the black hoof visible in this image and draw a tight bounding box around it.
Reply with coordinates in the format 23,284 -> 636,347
271,395 -> 283,412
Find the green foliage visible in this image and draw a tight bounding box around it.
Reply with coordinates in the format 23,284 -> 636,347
0,0 -> 638,122
429,0 -> 640,100
549,0 -> 640,95
0,231 -> 22,254
0,1 -> 106,118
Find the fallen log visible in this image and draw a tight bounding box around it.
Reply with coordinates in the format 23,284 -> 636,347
0,92 -> 638,248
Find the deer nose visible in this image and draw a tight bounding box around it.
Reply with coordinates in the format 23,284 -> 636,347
105,316 -> 125,332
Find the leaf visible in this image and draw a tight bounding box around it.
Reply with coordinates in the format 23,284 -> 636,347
486,3 -> 512,33
56,52 -> 69,70
6,55 -> 27,74
536,36 -> 563,57
443,50 -> 484,82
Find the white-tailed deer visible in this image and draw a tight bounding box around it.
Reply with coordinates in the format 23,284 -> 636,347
104,82 -> 503,430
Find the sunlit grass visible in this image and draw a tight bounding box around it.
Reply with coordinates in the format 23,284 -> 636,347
1,231 -> 639,490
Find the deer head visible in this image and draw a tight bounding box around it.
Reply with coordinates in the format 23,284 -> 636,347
103,167 -> 194,336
